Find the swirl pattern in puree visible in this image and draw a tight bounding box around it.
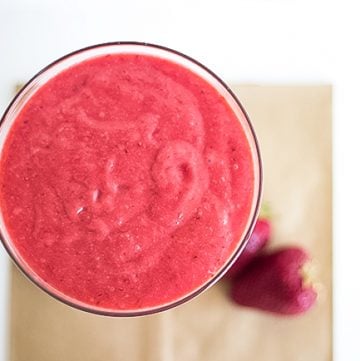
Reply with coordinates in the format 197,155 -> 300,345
0,54 -> 255,310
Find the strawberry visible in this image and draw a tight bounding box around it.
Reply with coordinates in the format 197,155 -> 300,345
230,247 -> 317,315
224,218 -> 271,279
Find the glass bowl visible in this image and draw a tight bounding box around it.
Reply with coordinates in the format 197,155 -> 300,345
0,42 -> 262,316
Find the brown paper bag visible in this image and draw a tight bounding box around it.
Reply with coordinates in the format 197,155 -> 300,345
9,85 -> 332,361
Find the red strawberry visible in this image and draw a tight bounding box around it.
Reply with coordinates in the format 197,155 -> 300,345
225,218 -> 271,279
230,247 -> 317,315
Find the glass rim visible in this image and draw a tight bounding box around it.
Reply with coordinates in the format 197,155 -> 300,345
0,41 -> 263,317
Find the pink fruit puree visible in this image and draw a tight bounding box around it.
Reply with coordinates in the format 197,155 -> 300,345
0,53 -> 255,311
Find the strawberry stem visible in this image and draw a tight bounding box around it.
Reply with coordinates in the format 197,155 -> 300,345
259,201 -> 272,220
300,259 -> 317,288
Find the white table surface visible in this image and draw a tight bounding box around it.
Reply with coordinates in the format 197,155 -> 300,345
0,0 -> 359,360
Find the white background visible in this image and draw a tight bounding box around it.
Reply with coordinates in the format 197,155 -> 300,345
0,0 -> 359,360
